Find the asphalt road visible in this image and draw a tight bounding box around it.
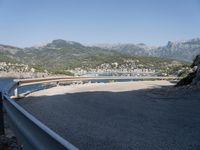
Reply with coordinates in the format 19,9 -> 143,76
18,85 -> 200,150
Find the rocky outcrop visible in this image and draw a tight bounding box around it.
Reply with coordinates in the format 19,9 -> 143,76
176,55 -> 200,87
191,55 -> 200,86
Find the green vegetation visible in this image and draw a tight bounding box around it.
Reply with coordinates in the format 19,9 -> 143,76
51,70 -> 74,76
0,53 -> 18,63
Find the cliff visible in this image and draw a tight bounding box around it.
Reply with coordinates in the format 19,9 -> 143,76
176,55 -> 200,87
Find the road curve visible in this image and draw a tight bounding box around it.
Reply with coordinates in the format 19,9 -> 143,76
18,81 -> 200,150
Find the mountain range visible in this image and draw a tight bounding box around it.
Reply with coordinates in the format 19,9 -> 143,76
94,38 -> 200,62
0,38 -> 198,75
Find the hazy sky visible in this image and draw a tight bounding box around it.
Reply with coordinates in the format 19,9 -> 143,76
0,0 -> 200,47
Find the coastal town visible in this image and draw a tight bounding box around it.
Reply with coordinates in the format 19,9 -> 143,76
68,59 -> 188,77
0,58 -> 189,78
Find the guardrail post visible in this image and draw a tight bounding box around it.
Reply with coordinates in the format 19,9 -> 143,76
56,81 -> 60,87
14,88 -> 19,98
0,92 -> 5,135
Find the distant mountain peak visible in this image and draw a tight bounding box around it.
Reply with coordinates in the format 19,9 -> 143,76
166,41 -> 173,48
45,39 -> 82,48
136,43 -> 146,46
52,39 -> 67,45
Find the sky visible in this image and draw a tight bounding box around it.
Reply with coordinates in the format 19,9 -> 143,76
0,0 -> 200,47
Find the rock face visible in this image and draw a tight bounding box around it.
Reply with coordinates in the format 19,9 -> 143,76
191,55 -> 200,86
176,55 -> 200,87
95,38 -> 200,62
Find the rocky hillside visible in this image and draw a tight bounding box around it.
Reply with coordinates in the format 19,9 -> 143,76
94,43 -> 154,56
96,38 -> 200,62
176,55 -> 200,87
191,55 -> 200,86
154,39 -> 200,61
20,39 -> 123,71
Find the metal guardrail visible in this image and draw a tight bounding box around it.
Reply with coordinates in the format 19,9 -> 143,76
0,80 -> 79,150
0,76 -> 179,149
16,76 -> 179,86
13,76 -> 179,98
0,92 -> 4,135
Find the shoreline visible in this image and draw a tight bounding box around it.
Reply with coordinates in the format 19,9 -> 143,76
25,80 -> 175,97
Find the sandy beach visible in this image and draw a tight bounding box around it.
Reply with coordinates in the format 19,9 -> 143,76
18,80 -> 200,150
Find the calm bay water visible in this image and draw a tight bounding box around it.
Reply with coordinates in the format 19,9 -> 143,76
0,78 -> 46,95
0,78 -> 145,95
0,78 -> 14,91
